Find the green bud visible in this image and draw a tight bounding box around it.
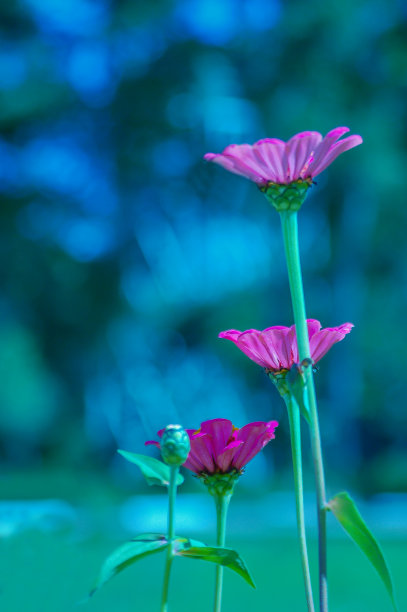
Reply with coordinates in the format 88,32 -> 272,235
259,179 -> 312,212
160,424 -> 190,466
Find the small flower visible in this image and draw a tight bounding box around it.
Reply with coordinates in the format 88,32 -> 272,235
146,418 -> 278,476
219,319 -> 353,372
204,127 -> 362,186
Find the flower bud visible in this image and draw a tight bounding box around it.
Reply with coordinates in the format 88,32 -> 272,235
160,424 -> 190,466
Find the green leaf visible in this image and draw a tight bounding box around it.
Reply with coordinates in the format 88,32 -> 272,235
118,450 -> 184,487
90,534 -> 168,596
174,539 -> 256,589
328,492 -> 398,611
286,362 -> 311,423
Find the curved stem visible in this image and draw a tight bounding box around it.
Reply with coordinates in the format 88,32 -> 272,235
161,465 -> 178,612
280,210 -> 328,612
285,394 -> 315,612
213,493 -> 231,612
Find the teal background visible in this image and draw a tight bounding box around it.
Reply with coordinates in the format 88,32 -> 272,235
0,0 -> 406,610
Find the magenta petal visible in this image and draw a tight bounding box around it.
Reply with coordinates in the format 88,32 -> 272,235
306,319 -> 322,340
219,329 -> 273,368
309,135 -> 363,177
261,327 -> 294,369
237,330 -> 282,369
286,131 -> 322,181
200,419 -> 233,457
217,440 -> 244,472
310,322 -> 354,363
183,453 -> 206,474
252,139 -> 287,183
145,440 -> 160,448
232,421 -> 278,470
204,153 -> 265,182
188,434 -> 215,473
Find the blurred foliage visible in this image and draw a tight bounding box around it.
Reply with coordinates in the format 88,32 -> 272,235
0,0 -> 406,495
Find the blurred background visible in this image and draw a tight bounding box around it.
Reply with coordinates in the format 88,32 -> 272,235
0,0 -> 406,610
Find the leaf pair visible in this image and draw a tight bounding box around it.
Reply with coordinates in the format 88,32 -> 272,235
90,533 -> 255,596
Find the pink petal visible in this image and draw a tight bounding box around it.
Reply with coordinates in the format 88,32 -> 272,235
188,433 -> 215,473
145,440 -> 160,448
217,440 -> 244,472
286,131 -> 322,181
200,419 -> 234,457
252,139 -> 287,183
306,319 -> 322,340
309,322 -> 354,363
183,453 -> 206,473
204,153 -> 264,182
308,135 -> 363,177
261,327 -> 295,369
232,421 -> 278,470
219,329 -> 273,368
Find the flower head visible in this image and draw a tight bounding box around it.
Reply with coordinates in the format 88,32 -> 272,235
219,319 -> 353,372
146,418 -> 278,476
204,127 -> 362,186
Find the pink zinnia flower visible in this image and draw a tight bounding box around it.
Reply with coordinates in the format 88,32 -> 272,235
204,127 -> 362,185
219,319 -> 353,372
146,418 -> 278,475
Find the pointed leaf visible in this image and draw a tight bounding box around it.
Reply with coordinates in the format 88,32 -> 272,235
91,535 -> 168,596
118,450 -> 184,487
174,539 -> 255,588
328,492 -> 398,611
286,362 -> 311,423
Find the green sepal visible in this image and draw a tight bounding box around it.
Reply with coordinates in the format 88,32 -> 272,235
286,360 -> 312,424
174,539 -> 256,588
90,533 -> 168,596
328,492 -> 398,611
259,179 -> 312,212
118,450 -> 184,487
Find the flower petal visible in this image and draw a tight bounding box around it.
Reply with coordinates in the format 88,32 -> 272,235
310,322 -> 354,363
188,433 -> 216,473
200,419 -> 234,457
306,127 -> 351,177
232,421 -> 278,470
308,135 -> 363,177
204,152 -> 264,182
286,131 -> 322,180
217,440 -> 244,472
219,329 -> 274,368
252,139 -> 287,183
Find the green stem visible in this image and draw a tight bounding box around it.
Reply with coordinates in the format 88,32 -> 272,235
161,465 -> 178,612
280,210 -> 328,612
213,493 -> 231,612
284,394 -> 315,612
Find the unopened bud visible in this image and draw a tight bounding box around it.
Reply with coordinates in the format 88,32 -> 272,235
160,424 -> 190,466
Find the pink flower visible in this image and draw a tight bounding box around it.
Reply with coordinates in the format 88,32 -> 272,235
204,127 -> 362,185
219,319 -> 353,371
146,418 -> 278,475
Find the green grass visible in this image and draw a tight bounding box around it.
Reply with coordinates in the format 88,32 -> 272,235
0,529 -> 405,611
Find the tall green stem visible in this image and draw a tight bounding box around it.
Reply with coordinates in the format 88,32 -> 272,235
161,465 -> 178,612
213,493 -> 231,612
280,210 -> 328,612
284,394 -> 315,612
